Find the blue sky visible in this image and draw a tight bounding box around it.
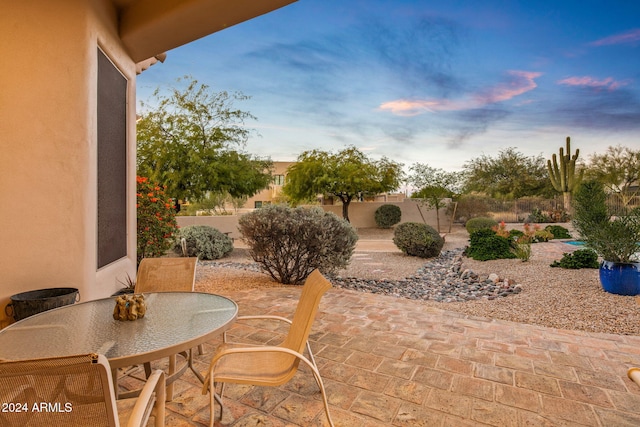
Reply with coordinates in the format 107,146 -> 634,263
137,0 -> 640,172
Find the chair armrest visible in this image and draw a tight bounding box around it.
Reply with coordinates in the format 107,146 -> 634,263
224,315 -> 293,343
126,369 -> 166,427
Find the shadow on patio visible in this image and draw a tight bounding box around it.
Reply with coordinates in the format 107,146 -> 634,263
120,285 -> 640,426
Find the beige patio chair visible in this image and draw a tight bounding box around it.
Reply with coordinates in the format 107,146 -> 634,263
135,257 -> 198,293
133,257 -> 199,400
0,353 -> 165,427
202,269 -> 334,427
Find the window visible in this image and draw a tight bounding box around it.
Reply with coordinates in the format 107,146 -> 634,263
97,49 -> 127,268
273,175 -> 285,186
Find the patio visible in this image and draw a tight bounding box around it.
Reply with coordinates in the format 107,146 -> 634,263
120,283 -> 640,426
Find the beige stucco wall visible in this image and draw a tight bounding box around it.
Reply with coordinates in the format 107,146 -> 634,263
0,0 -> 137,326
176,200 -> 453,242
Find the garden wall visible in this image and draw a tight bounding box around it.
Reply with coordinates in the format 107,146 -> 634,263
176,199 -> 452,239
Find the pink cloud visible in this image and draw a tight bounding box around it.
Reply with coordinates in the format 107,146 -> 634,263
557,76 -> 629,91
590,28 -> 640,46
379,70 -> 541,116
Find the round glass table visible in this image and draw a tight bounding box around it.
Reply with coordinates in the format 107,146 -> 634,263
0,292 -> 237,397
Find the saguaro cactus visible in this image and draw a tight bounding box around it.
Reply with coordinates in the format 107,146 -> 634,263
547,136 -> 584,213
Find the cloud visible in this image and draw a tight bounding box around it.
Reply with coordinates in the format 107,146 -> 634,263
557,76 -> 630,91
379,70 -> 541,116
547,85 -> 640,132
589,28 -> 640,46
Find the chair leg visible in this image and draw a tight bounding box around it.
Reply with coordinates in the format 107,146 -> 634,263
207,376 -> 225,427
296,352 -> 334,427
311,370 -> 334,427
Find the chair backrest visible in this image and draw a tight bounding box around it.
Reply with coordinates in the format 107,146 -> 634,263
282,269 -> 332,354
0,353 -> 118,427
135,257 -> 198,293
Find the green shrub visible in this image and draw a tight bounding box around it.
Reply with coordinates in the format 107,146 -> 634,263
465,217 -> 498,235
550,249 -> 599,269
466,229 -> 517,261
533,229 -> 554,242
174,225 -> 233,260
374,204 -> 401,228
509,229 -> 525,240
238,205 -> 358,284
544,225 -> 571,239
393,222 -> 444,258
136,176 -> 178,265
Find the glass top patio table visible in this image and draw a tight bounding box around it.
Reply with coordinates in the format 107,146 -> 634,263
0,292 -> 237,370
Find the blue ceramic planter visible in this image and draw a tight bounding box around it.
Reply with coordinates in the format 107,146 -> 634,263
599,261 -> 640,296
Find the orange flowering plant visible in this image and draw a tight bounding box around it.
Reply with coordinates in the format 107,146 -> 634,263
136,176 -> 178,265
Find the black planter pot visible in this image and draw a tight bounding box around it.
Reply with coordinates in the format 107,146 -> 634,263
5,287 -> 79,322
599,261 -> 640,296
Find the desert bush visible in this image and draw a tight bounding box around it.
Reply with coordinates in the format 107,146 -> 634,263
374,204 -> 401,228
238,205 -> 358,284
550,249 -> 599,269
454,194 -> 491,222
544,225 -> 571,239
393,222 -> 444,258
466,229 -> 517,261
512,241 -> 532,262
174,225 -> 233,260
526,208 -> 570,223
465,217 -> 498,235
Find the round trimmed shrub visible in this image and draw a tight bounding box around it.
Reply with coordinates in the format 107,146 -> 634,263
174,225 -> 233,260
545,225 -> 571,239
393,222 -> 444,258
374,204 -> 402,228
550,249 -> 599,269
465,217 -> 498,235
466,229 -> 516,261
238,205 -> 358,285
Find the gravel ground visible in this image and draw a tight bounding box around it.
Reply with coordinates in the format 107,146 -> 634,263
195,226 -> 640,336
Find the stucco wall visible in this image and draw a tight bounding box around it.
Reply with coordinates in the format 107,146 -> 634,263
0,0 -> 137,326
176,200 -> 452,241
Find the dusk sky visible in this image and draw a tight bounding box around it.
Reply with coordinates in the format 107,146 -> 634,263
137,0 -> 640,172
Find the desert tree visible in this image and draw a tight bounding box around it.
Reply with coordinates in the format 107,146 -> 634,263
283,146 -> 403,222
408,164 -> 462,232
462,147 -> 553,198
137,76 -> 272,209
587,145 -> 640,208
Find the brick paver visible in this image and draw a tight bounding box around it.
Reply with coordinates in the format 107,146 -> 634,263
116,237 -> 640,426
119,284 -> 640,426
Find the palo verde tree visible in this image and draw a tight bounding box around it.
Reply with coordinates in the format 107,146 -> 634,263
587,145 -> 640,208
283,146 -> 403,222
137,76 -> 273,209
546,136 -> 583,213
408,164 -> 462,232
462,147 -> 553,198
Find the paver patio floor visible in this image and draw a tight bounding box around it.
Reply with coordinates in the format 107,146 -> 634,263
120,285 -> 640,426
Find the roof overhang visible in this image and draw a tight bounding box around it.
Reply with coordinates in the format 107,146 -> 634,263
115,0 -> 297,62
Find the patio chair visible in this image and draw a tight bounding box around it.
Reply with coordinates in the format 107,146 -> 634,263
134,257 -> 198,293
202,269 -> 334,427
133,257 -> 200,399
0,353 -> 165,427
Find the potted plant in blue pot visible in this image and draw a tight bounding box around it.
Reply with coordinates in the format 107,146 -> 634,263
573,180 -> 640,295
